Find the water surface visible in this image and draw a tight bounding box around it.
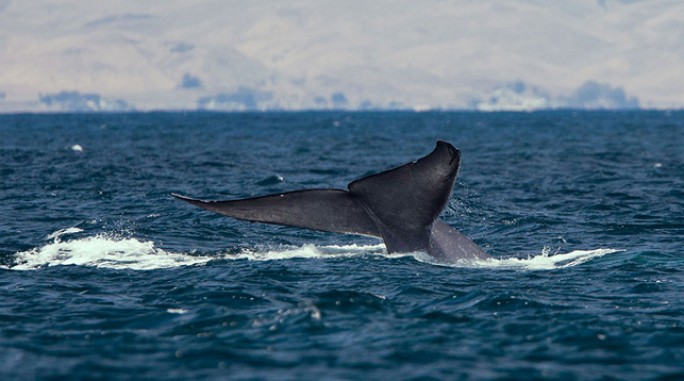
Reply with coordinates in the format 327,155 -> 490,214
1,111 -> 682,380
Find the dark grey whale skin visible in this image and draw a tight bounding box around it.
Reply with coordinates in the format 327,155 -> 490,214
173,141 -> 488,263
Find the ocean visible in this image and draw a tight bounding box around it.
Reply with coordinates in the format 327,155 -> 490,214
1,111 -> 682,380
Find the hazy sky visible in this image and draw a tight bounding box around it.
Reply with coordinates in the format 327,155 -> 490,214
1,0 -> 682,111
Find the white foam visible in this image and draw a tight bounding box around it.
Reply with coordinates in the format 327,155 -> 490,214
6,228 -> 620,271
231,243 -> 387,261
46,227 -> 84,240
7,231 -> 214,271
445,247 -> 623,270
167,308 -> 189,314
223,244 -> 621,270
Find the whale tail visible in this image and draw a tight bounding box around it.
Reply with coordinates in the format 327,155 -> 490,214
171,190 -> 380,237
173,141 -> 487,262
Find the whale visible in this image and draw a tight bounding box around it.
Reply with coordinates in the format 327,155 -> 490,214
173,141 -> 488,263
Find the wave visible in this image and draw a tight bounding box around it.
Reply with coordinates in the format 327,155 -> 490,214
459,247 -> 622,270
5,228 -> 214,271
3,228 -> 621,271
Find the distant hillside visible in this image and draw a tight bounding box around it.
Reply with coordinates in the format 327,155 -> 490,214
0,1 -> 681,112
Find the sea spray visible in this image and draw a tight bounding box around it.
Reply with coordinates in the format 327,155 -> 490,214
7,228 -> 619,271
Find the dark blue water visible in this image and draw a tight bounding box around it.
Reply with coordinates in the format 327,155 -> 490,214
1,111 -> 683,380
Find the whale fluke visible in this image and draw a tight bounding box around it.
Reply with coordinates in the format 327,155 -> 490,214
173,141 -> 488,263
171,190 -> 380,237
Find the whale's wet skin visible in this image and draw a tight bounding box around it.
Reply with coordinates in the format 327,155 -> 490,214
1,112 -> 683,380
174,141 -> 488,263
